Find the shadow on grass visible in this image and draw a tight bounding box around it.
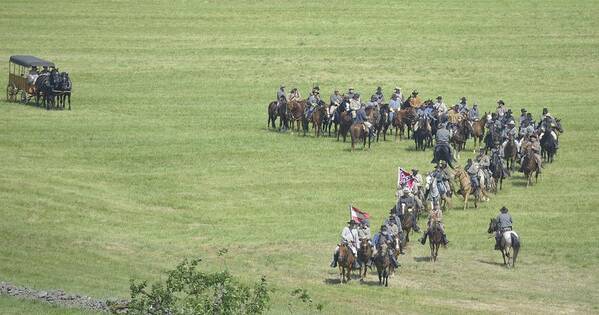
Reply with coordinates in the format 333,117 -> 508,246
413,256 -> 432,262
476,259 -> 505,267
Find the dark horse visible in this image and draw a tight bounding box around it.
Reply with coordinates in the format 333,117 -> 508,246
376,104 -> 391,142
57,72 -> 72,110
337,110 -> 352,142
489,150 -> 508,191
432,144 -> 454,169
450,119 -> 471,159
310,102 -> 327,137
287,100 -> 305,132
357,239 -> 372,282
34,73 -> 56,109
373,243 -> 391,287
338,243 -> 355,283
504,136 -> 518,173
429,221 -> 443,262
488,218 -> 520,268
522,148 -> 540,187
414,117 -> 431,151
267,101 -> 278,129
540,130 -> 558,163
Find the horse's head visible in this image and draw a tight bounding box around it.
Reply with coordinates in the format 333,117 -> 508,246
555,119 -> 564,133
488,218 -> 497,234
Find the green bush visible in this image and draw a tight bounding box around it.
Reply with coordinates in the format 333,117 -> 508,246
123,258 -> 269,315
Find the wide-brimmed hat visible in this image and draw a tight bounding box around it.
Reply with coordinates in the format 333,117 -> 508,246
348,219 -> 358,225
500,206 -> 508,213
497,99 -> 505,105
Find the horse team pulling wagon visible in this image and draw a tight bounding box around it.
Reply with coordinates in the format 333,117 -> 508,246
6,55 -> 72,110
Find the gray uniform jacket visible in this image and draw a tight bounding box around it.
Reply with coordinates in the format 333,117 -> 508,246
496,213 -> 512,230
277,89 -> 286,101
330,94 -> 342,105
358,227 -> 371,241
355,108 -> 368,123
307,95 -> 319,106
436,128 -> 451,144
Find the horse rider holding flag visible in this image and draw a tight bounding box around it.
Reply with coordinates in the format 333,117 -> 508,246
330,219 -> 360,268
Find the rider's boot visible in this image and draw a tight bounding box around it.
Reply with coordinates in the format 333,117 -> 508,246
330,252 -> 338,268
413,219 -> 421,233
419,232 -> 428,245
391,254 -> 400,268
353,259 -> 360,269
442,234 -> 449,246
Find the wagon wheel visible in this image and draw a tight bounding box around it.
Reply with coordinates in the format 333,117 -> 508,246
20,91 -> 28,104
6,84 -> 17,102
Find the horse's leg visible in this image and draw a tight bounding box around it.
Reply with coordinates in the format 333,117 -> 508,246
464,191 -> 469,210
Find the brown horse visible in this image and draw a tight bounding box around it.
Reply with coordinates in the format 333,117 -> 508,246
338,243 -> 355,283
357,239 -> 372,281
522,148 -> 539,187
310,105 -> 327,137
350,123 -> 370,152
429,222 -> 443,262
337,111 -> 352,142
394,107 -> 416,140
287,100 -> 306,132
471,113 -> 488,150
504,136 -> 518,172
400,205 -> 418,243
373,243 -> 391,287
454,168 -> 478,210
267,101 -> 278,129
450,119 -> 471,159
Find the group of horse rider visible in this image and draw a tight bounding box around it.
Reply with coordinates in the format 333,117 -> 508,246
329,203 -> 514,270
330,165 -> 455,270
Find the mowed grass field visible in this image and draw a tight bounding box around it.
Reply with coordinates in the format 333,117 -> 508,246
1,1 -> 599,314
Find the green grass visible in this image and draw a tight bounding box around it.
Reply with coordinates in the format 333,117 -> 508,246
1,0 -> 599,314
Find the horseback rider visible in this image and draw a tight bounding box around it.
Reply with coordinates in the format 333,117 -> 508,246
373,86 -> 384,105
288,87 -> 301,102
347,87 -> 356,100
419,203 -> 449,246
496,99 -> 507,118
494,206 -> 512,250
501,120 -> 519,152
357,221 -> 371,247
468,104 -> 480,122
355,102 -> 373,138
277,84 -> 286,102
475,148 -> 492,190
409,90 -> 423,109
411,168 -> 425,207
519,108 -> 528,133
434,95 -> 448,116
392,86 -> 404,104
388,93 -> 401,124
447,105 -> 462,132
372,225 -> 399,268
384,214 -> 404,255
397,188 -> 421,233
330,219 -> 359,268
457,97 -> 469,114
330,89 -> 342,106
520,133 -> 543,174
348,93 -> 361,118
434,122 -> 453,162
305,90 -> 320,120
465,158 -> 480,191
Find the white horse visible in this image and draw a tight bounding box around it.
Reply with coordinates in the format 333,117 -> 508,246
488,218 -> 520,268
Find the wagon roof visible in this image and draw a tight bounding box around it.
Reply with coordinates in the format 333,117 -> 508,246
9,55 -> 55,67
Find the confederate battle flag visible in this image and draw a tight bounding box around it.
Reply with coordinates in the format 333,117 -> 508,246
350,205 -> 370,224
397,167 -> 414,190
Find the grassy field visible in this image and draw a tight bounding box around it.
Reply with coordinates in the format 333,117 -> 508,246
1,1 -> 599,314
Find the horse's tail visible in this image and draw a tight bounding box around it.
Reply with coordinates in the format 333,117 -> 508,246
511,233 -> 520,267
